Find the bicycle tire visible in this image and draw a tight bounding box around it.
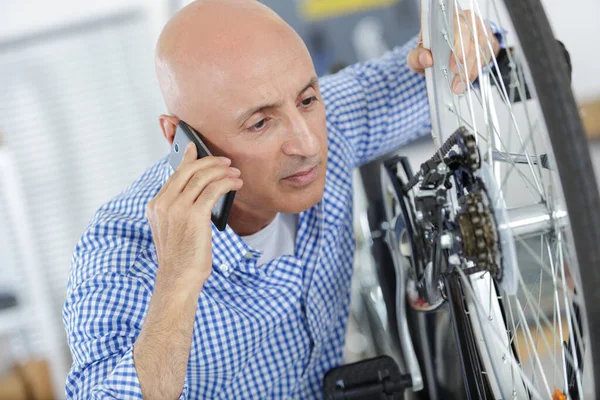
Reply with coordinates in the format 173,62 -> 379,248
423,0 -> 600,396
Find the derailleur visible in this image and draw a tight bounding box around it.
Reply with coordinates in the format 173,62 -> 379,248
382,126 -> 504,312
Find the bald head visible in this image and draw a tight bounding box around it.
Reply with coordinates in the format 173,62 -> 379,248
155,0 -> 310,120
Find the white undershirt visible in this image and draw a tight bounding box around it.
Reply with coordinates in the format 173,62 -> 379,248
241,213 -> 297,266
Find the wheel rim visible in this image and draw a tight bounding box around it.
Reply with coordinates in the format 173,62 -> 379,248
421,0 -> 596,398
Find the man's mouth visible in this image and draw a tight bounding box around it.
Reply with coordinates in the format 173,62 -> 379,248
282,165 -> 319,187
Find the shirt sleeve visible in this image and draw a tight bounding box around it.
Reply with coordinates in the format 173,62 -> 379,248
319,35 -> 431,168
63,270 -> 190,399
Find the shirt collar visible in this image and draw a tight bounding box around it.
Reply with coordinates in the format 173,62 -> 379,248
211,224 -> 251,276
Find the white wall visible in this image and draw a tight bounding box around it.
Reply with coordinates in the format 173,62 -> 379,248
0,0 -> 170,50
0,0 -> 141,40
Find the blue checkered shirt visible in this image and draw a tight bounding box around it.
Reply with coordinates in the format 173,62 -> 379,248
63,35 -> 430,399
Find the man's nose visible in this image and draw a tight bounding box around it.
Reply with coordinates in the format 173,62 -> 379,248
281,110 -> 320,158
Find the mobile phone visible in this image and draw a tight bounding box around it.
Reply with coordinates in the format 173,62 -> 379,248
168,120 -> 236,231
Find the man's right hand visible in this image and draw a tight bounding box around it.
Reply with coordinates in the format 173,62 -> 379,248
146,142 -> 243,294
136,142 -> 242,399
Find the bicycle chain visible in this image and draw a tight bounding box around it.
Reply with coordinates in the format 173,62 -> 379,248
461,131 -> 480,172
404,126 -> 479,193
457,190 -> 500,278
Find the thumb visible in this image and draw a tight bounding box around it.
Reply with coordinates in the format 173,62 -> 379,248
407,47 -> 433,73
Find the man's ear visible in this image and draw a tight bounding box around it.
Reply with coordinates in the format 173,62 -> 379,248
159,114 -> 180,145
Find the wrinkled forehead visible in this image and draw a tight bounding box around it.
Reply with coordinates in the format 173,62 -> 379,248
226,44 -> 314,102
180,29 -> 316,124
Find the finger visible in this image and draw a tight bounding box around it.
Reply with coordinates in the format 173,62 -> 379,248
450,24 -> 473,76
449,49 -> 469,93
194,177 -> 244,216
458,12 -> 491,69
467,52 -> 482,83
156,142 -> 199,197
407,47 -> 433,74
451,48 -> 480,94
182,141 -> 198,164
173,153 -> 230,187
451,73 -> 467,95
449,52 -> 457,74
452,19 -> 471,74
449,51 -> 466,76
451,52 -> 474,94
180,166 -> 241,204
470,15 -> 493,62
160,154 -> 231,205
478,26 -> 496,64
451,16 -> 477,94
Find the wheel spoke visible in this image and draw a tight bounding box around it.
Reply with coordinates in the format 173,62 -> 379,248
487,151 -> 549,169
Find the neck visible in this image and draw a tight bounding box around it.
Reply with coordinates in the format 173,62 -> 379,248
227,200 -> 277,236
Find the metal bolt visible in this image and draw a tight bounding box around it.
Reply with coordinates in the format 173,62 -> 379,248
438,280 -> 447,299
440,233 -> 453,249
416,210 -> 424,221
437,163 -> 449,175
439,0 -> 446,12
448,254 -> 461,265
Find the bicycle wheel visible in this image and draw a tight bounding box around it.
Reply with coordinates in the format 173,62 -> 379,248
419,0 -> 600,398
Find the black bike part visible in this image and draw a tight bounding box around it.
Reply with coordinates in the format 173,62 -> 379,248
380,156 -> 439,399
490,47 -> 531,103
444,274 -> 495,399
564,341 -> 580,400
565,298 -> 584,400
383,156 -> 425,277
323,356 -> 412,400
491,40 -> 571,103
403,126 -> 473,193
360,154 -> 436,400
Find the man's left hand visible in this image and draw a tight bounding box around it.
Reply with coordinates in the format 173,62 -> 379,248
407,10 -> 501,94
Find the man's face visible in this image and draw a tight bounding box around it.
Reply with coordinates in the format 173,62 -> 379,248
185,38 -> 328,216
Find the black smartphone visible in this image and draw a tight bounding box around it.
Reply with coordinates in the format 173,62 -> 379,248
168,120 -> 235,231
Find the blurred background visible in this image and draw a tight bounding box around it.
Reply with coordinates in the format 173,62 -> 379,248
0,0 -> 598,398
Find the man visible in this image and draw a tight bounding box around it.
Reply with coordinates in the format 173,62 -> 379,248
63,0 -> 500,398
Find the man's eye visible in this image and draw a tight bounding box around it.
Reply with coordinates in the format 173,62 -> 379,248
250,118 -> 268,131
301,96 -> 317,106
